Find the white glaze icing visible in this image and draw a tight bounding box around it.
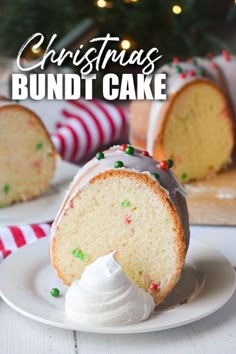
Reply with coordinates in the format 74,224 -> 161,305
51,146 -> 189,249
214,54 -> 236,117
65,252 -> 155,326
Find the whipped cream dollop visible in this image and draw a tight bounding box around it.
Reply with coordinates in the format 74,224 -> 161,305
65,252 -> 155,326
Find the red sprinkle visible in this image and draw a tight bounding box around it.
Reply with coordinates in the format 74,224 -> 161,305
179,72 -> 186,79
211,61 -> 218,69
125,215 -> 132,224
173,57 -> 180,64
141,151 -> 150,157
149,282 -> 160,292
188,70 -> 196,77
27,120 -> 37,127
120,144 -> 127,151
222,50 -> 230,61
69,200 -> 74,209
186,58 -> 192,63
160,160 -> 169,170
207,52 -> 214,59
33,160 -> 41,170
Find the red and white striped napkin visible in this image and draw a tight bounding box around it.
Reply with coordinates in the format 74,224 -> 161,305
0,99 -> 128,262
52,98 -> 128,162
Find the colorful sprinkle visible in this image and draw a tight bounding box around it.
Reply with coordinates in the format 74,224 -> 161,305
167,159 -> 174,168
114,160 -> 124,168
36,141 -> 43,150
222,50 -> 230,61
183,114 -> 191,121
120,144 -> 127,151
207,52 -> 214,59
69,200 -> 74,209
141,151 -> 150,157
151,173 -> 160,180
186,58 -> 192,63
72,248 -> 88,260
179,72 -> 186,79
173,57 -> 180,64
167,63 -> 173,67
188,70 -> 196,77
125,146 -> 134,155
211,61 -> 218,69
27,119 -> 37,127
33,160 -> 42,170
199,68 -> 205,76
121,199 -> 131,208
181,172 -> 188,180
96,151 -> 105,160
149,282 -> 160,292
50,288 -> 60,297
125,215 -> 132,224
3,184 -> 10,194
192,58 -> 198,66
160,160 -> 169,170
176,66 -> 182,74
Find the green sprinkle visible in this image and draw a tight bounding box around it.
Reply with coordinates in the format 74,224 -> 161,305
151,173 -> 160,180
125,146 -> 134,155
199,68 -> 205,76
167,63 -> 173,67
72,248 -> 88,260
96,151 -> 105,160
183,114 -> 191,121
167,159 -> 174,168
114,161 -> 124,168
3,184 -> 10,194
192,58 -> 198,66
121,199 -> 131,208
50,288 -> 60,297
36,141 -> 44,150
181,172 -> 188,180
176,66 -> 182,74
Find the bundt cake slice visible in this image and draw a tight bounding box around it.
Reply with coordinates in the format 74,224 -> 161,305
130,70 -> 234,183
0,104 -> 56,207
51,145 -> 189,305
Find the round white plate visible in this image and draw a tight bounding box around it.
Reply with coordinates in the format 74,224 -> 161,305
0,159 -> 79,225
0,238 -> 235,334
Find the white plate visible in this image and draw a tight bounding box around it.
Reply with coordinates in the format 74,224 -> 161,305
0,159 -> 79,225
0,238 -> 235,334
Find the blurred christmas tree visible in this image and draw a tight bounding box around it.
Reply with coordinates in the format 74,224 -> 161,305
0,0 -> 235,62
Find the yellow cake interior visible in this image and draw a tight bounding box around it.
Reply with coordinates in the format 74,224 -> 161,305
155,81 -> 234,183
0,106 -> 55,207
52,171 -> 185,304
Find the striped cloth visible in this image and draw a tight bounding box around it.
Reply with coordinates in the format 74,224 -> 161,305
52,98 -> 128,162
0,223 -> 51,263
0,99 -> 128,263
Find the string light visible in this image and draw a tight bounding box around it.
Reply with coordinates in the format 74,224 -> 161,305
97,0 -> 107,8
124,0 -> 139,3
172,5 -> 182,15
120,39 -> 131,50
31,45 -> 42,54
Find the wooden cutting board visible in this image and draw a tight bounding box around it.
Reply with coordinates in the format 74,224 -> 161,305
186,167 -> 236,225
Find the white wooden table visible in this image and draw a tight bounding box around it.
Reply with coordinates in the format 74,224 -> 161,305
0,225 -> 236,354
